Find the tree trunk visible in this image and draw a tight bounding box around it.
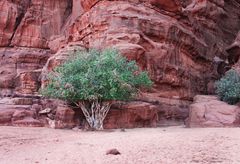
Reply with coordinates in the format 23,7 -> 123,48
76,100 -> 112,130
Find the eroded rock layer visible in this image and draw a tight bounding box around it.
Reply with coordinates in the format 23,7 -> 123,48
0,0 -> 240,128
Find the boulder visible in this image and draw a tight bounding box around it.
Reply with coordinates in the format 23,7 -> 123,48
0,103 -> 36,126
54,106 -> 77,129
187,95 -> 240,127
103,102 -> 158,129
0,108 -> 15,125
12,110 -> 35,122
39,108 -> 52,114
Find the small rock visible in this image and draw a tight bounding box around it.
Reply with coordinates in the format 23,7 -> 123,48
47,118 -> 55,128
106,148 -> 121,155
47,113 -> 54,120
72,126 -> 80,131
31,104 -> 42,113
120,128 -> 126,132
39,108 -> 52,114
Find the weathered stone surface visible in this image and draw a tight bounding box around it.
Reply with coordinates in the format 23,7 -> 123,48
13,117 -> 43,127
68,0 -> 240,102
0,103 -> 33,125
1,0 -> 240,101
12,110 -> 35,122
12,98 -> 34,105
104,102 -> 158,129
229,32 -> 240,72
0,108 -> 15,125
187,95 -> 240,127
0,48 -> 50,96
0,0 -> 73,48
0,0 -> 30,46
0,97 -> 42,126
54,106 -> 76,129
157,103 -> 189,126
0,98 -> 54,127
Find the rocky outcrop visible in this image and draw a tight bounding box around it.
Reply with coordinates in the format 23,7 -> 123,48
0,97 -> 43,127
0,0 -> 72,48
0,0 -> 30,46
54,106 -> 76,129
0,97 -> 161,129
104,102 -> 158,129
0,48 -> 50,96
0,97 -> 77,128
187,95 -> 240,127
229,32 -> 240,72
67,0 -> 240,101
0,0 -> 240,128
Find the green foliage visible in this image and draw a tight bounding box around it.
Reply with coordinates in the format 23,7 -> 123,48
41,49 -> 152,103
215,69 -> 240,104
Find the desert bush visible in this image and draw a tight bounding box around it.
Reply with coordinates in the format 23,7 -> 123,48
41,49 -> 152,130
215,69 -> 240,104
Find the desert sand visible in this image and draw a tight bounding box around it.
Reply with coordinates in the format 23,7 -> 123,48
0,126 -> 240,164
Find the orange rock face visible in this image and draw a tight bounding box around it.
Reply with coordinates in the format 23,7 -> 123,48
0,0 -> 29,46
68,0 -> 240,100
0,0 -> 72,48
0,0 -> 240,128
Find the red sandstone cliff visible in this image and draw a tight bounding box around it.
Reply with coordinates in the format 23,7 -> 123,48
0,0 -> 240,128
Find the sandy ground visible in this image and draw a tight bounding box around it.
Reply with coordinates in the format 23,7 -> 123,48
1,126 -> 240,164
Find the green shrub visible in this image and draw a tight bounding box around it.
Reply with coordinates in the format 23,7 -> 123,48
215,69 -> 240,104
41,49 -> 152,130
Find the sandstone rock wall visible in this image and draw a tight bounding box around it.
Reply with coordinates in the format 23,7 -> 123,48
0,0 -> 240,128
0,0 -> 72,48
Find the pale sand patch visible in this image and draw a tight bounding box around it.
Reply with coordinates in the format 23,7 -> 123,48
0,126 -> 240,164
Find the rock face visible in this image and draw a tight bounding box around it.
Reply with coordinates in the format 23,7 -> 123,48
54,106 -> 76,129
104,102 -> 158,129
0,98 -> 43,127
229,32 -> 240,72
0,48 -> 50,96
68,0 -> 240,100
0,0 -> 72,48
0,0 -> 240,128
187,95 -> 240,127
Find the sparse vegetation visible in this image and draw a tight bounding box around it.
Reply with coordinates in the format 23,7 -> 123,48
215,69 -> 240,105
41,49 -> 152,130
